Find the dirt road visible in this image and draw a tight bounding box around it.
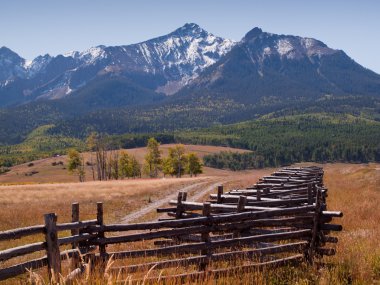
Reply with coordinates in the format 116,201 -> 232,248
120,179 -> 227,223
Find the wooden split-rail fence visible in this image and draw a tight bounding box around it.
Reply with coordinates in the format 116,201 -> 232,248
0,166 -> 342,283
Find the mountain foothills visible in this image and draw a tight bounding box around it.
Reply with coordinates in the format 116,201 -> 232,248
0,23 -> 379,167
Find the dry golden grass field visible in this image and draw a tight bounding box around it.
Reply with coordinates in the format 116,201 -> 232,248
0,158 -> 378,284
0,144 -> 250,184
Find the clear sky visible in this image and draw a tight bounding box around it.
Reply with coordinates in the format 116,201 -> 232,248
1,0 -> 379,73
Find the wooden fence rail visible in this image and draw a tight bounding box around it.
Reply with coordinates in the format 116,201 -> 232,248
0,166 -> 342,283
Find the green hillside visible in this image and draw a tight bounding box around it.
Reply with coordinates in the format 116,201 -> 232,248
0,125 -> 84,166
175,114 -> 380,169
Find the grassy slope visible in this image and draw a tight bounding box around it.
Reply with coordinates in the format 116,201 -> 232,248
0,125 -> 85,166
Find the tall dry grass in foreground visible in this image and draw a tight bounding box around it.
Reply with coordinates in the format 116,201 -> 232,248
1,163 -> 379,284
319,163 -> 380,284
84,163 -> 380,284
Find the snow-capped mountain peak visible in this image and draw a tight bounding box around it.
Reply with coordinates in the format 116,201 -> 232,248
25,54 -> 52,77
78,46 -> 107,63
0,23 -> 236,101
241,27 -> 338,62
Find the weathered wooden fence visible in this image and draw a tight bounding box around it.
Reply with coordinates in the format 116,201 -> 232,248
0,166 -> 342,283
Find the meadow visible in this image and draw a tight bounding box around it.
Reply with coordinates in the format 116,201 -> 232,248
0,144 -> 249,184
0,161 -> 378,284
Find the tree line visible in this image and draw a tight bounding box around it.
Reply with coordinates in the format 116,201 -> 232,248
68,136 -> 202,182
184,114 -> 380,170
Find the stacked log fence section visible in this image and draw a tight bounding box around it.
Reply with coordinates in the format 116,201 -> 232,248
0,166 -> 342,283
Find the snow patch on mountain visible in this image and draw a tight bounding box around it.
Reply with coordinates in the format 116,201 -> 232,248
277,39 -> 295,57
78,46 -> 107,64
25,54 -> 52,77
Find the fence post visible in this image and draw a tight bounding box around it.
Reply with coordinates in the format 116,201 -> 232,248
44,213 -> 61,283
71,203 -> 80,270
307,188 -> 322,263
181,191 -> 188,202
256,189 -> 261,201
97,202 -> 107,259
217,185 -> 223,204
234,196 -> 247,239
237,195 -> 247,212
307,184 -> 313,205
200,202 -> 211,272
175,192 -> 184,219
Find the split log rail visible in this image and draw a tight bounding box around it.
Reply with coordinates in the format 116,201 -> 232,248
0,166 -> 342,283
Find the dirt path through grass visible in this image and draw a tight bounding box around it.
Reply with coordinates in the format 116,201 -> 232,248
119,179 -> 227,223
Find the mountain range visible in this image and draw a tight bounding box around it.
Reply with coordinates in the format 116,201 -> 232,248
0,23 -> 234,106
0,23 -> 379,144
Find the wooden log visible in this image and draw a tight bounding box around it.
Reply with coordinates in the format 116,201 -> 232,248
228,187 -> 310,197
86,205 -> 316,233
153,239 -> 177,246
56,219 -> 98,231
245,216 -> 314,227
200,202 -> 211,271
176,192 -> 184,219
71,202 -> 80,270
210,194 -> 309,207
250,182 -> 315,189
169,200 -> 282,212
237,196 -> 247,212
154,233 -> 236,245
234,196 -> 247,239
167,212 -> 202,219
317,247 -> 336,256
0,225 -> 45,241
257,189 -> 261,201
157,207 -> 177,213
320,224 -> 342,232
58,233 -> 98,246
262,177 -> 312,184
95,225 -> 210,245
101,229 -> 311,259
307,188 -> 322,263
308,184 -> 313,205
0,249 -> 78,281
322,236 -> 338,243
0,256 -> 48,281
44,213 -> 61,282
217,185 -> 224,204
0,242 -> 45,262
321,211 -> 343,218
111,241 -> 308,274
97,202 -> 107,258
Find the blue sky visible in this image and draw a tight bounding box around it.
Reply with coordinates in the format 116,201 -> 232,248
1,0 -> 379,73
